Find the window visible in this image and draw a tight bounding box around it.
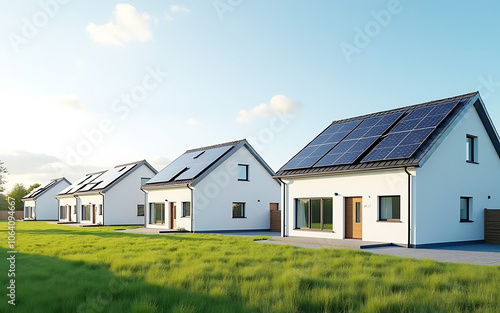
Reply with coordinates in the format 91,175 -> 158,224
137,204 -> 145,216
238,164 -> 249,181
60,206 -> 67,219
295,198 -> 333,231
232,202 -> 245,218
82,205 -> 91,221
466,135 -> 478,163
98,204 -> 103,215
460,197 -> 472,222
379,196 -> 401,221
149,203 -> 165,224
182,202 -> 191,217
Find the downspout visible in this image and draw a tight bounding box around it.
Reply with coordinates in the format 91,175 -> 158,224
278,178 -> 287,237
73,195 -> 79,223
186,184 -> 194,233
99,192 -> 105,226
141,187 -> 148,227
56,198 -> 59,221
404,167 -> 412,248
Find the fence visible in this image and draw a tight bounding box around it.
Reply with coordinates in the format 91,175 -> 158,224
270,203 -> 281,232
0,211 -> 24,220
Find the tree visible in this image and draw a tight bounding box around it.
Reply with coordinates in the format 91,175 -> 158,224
0,161 -> 8,193
0,194 -> 7,211
6,183 -> 28,211
28,183 -> 41,193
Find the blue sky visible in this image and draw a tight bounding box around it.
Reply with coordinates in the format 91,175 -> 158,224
1,0 -> 500,190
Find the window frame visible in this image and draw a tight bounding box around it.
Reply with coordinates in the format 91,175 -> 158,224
466,134 -> 478,163
82,205 -> 91,221
232,202 -> 246,218
182,202 -> 191,218
460,197 -> 473,222
137,204 -> 145,216
294,198 -> 333,231
98,204 -> 103,215
149,203 -> 165,224
237,164 -> 249,181
378,196 -> 401,222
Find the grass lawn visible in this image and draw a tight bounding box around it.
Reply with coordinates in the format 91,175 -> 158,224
1,222 -> 499,312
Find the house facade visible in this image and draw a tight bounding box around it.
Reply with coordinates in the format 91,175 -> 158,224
276,92 -> 500,247
143,140 -> 281,232
22,178 -> 71,220
55,160 -> 157,225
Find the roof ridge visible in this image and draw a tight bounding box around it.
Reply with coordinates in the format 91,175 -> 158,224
114,160 -> 143,168
185,139 -> 246,153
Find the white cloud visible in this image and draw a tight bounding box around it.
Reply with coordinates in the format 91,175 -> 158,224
47,94 -> 84,111
86,4 -> 153,46
236,95 -> 299,123
170,5 -> 191,13
164,12 -> 174,21
187,118 -> 199,125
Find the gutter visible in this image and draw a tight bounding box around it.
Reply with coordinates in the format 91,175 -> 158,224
186,184 -> 194,233
405,167 -> 412,248
99,192 -> 105,226
278,178 -> 287,237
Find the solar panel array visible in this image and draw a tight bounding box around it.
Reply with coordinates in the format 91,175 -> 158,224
24,179 -> 58,199
280,98 -> 462,171
146,145 -> 234,184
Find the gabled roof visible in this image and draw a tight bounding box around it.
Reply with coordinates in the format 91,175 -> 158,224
143,139 -> 277,189
276,92 -> 500,178
22,177 -> 71,200
58,160 -> 157,196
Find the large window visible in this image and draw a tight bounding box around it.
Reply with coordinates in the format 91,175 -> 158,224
137,204 -> 145,216
460,197 -> 472,222
295,198 -> 333,231
82,205 -> 91,221
149,203 -> 165,224
466,135 -> 478,163
182,202 -> 191,217
232,202 -> 245,218
238,164 -> 249,181
379,196 -> 401,221
60,206 -> 67,219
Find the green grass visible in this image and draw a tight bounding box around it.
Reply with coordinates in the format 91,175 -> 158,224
1,222 -> 499,312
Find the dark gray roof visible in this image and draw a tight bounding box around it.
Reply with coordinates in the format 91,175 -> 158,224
58,160 -> 157,195
22,177 -> 71,200
276,92 -> 498,178
143,139 -> 278,189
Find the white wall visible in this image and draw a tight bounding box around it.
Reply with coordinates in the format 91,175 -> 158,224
78,194 -> 103,224
23,200 -> 35,219
58,196 -> 77,222
415,103 -> 500,245
193,146 -> 281,232
146,187 -> 192,230
31,180 -> 71,220
104,164 -> 155,225
283,168 -> 411,245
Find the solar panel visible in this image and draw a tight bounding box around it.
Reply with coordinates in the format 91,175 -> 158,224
361,100 -> 459,162
314,112 -> 403,167
146,145 -> 233,184
280,120 -> 361,170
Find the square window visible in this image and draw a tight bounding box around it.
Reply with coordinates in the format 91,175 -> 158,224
182,202 -> 191,217
137,204 -> 145,216
379,196 -> 400,221
238,164 -> 249,181
232,202 -> 245,218
460,197 -> 472,222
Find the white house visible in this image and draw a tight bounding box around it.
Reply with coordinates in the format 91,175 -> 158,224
142,139 -> 281,232
22,177 -> 71,220
275,92 -> 500,247
55,160 -> 157,225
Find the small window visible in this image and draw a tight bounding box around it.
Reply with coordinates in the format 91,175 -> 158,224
238,164 -> 249,181
137,204 -> 144,216
98,204 -> 103,215
232,202 -> 245,218
460,197 -> 472,222
379,196 -> 400,221
466,135 -> 478,163
182,202 -> 191,217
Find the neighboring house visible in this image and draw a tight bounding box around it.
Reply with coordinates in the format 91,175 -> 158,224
22,178 -> 72,220
142,139 -> 281,232
55,160 -> 157,225
275,92 -> 500,247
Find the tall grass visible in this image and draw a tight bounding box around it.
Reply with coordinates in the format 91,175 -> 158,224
1,221 -> 499,312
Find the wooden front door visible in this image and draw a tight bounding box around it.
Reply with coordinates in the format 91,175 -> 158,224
345,197 -> 362,239
92,205 -> 96,224
170,203 -> 176,229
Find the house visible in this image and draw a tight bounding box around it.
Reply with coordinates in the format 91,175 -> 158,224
55,160 -> 157,225
142,139 -> 281,232
22,177 -> 71,220
275,92 -> 500,247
